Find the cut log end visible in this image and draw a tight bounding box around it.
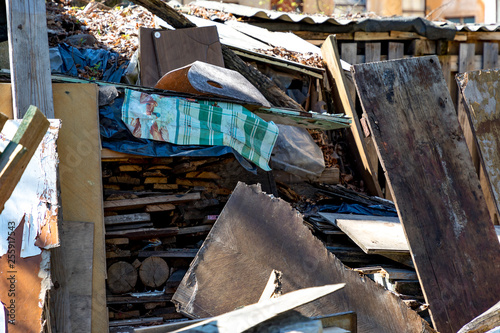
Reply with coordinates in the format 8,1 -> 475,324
139,256 -> 170,288
107,261 -> 138,294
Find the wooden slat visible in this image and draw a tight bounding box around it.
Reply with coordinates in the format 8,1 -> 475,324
482,43 -> 499,69
340,43 -> 357,65
0,106 -> 49,212
352,55 -> 500,333
104,192 -> 200,210
365,43 -> 381,63
459,43 -> 476,73
138,248 -> 199,258
322,36 -> 383,196
105,227 -> 179,240
172,183 -> 435,333
319,213 -> 408,254
5,0 -> 54,118
388,42 -> 404,60
457,69 -> 500,224
105,213 -> 151,225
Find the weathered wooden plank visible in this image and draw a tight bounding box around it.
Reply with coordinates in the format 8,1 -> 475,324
322,36 -> 382,196
352,55 -> 500,333
172,183 -> 435,333
459,43 -> 476,73
104,192 -> 200,210
138,248 -> 198,258
105,213 -> 151,225
105,227 -> 179,240
457,300 -> 500,333
319,213 -> 409,254
340,43 -> 357,65
457,69 -> 500,224
364,43 -> 381,63
483,43 -> 499,69
0,113 -> 7,133
50,221 -> 94,333
5,0 -> 54,118
388,42 -> 404,60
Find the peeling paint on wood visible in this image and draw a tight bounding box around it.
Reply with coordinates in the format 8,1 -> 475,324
0,120 -> 61,257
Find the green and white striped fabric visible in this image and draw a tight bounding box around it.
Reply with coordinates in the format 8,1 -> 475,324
121,89 -> 279,170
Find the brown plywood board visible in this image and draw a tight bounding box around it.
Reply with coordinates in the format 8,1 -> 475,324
139,27 -> 162,87
173,182 -> 435,333
153,26 -> 224,79
52,83 -> 107,333
352,55 -> 500,333
457,69 -> 500,224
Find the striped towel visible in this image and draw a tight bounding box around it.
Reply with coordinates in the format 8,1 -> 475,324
121,89 -> 279,171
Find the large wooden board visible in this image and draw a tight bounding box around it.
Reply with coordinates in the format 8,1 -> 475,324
173,183 -> 435,333
139,27 -> 162,87
319,213 -> 408,254
457,69 -> 500,224
153,26 -> 224,79
352,55 -> 500,333
321,36 -> 382,197
5,0 -> 54,118
52,84 -> 107,333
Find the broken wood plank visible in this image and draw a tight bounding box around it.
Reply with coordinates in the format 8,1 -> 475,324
5,0 -> 54,118
457,69 -> 500,224
457,300 -> 500,333
172,182 -> 435,333
104,192 -> 201,210
105,227 -> 179,240
352,55 -> 500,333
50,221 -> 94,333
321,35 -> 383,197
138,248 -> 198,258
107,293 -> 174,305
319,213 -> 408,254
175,283 -> 345,333
145,203 -> 176,212
105,212 -> 151,225
0,106 -> 49,212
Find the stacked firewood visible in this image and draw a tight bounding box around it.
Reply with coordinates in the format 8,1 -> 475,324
103,155 -> 238,326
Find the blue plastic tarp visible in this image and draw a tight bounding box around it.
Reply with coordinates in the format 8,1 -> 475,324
318,202 -> 398,217
53,44 -> 128,83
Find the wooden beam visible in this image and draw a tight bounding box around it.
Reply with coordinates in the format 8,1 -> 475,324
352,55 -> 500,333
321,36 -> 383,196
483,43 -> 499,69
5,0 -> 54,118
388,42 -> 404,60
365,43 -> 381,63
0,106 -> 49,212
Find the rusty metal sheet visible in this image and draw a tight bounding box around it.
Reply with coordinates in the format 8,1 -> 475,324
457,69 -> 500,220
